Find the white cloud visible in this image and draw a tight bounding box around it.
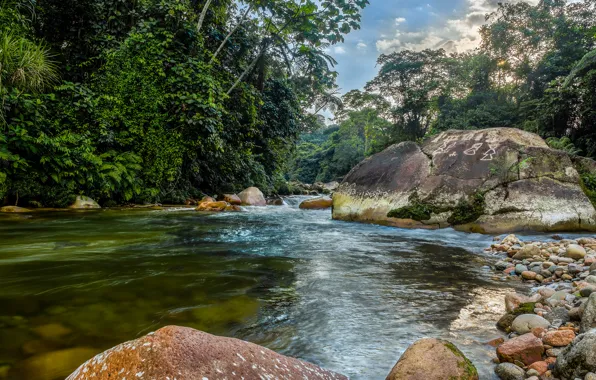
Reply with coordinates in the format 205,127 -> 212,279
356,42 -> 368,50
334,46 -> 347,54
376,0 -> 540,54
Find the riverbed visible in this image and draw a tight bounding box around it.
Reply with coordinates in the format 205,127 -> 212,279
0,197 -> 526,379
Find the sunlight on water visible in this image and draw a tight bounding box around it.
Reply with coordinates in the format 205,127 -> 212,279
0,198 -> 526,379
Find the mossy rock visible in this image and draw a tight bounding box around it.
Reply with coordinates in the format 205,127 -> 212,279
386,338 -> 478,380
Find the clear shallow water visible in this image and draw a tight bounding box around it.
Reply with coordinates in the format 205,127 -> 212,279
0,197 -> 527,379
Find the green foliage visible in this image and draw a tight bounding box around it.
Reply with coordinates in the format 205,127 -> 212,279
0,0 -> 368,206
447,193 -> 486,226
546,137 -> 582,155
387,204 -> 432,222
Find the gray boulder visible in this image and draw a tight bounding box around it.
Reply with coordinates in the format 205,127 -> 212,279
554,332 -> 596,379
332,128 -> 596,233
581,293 -> 596,333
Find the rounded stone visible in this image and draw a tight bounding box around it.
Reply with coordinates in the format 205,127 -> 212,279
238,187 -> 267,206
386,338 -> 478,380
494,363 -> 525,380
565,244 -> 586,260
511,314 -> 550,334
67,326 -> 346,380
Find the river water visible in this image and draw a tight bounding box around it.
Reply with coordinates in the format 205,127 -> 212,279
0,197 -> 528,379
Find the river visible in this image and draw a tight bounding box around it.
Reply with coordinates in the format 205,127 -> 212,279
0,197 -> 528,379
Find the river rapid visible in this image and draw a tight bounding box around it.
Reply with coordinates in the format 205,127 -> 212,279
0,197 -> 530,379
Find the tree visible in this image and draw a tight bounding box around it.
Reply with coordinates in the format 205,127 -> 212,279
366,49 -> 449,140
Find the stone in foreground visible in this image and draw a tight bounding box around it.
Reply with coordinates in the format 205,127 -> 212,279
238,187 -> 267,206
67,326 -> 346,380
386,338 -> 478,380
554,332 -> 596,380
494,362 -> 525,380
300,197 -> 333,210
332,128 -> 596,233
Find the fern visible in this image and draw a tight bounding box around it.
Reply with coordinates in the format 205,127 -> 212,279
546,137 -> 582,155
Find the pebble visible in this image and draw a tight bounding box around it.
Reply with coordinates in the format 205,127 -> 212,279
495,362 -> 525,380
515,264 -> 528,274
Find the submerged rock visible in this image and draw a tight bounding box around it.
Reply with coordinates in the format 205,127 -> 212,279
68,196 -> 100,209
67,326 -> 346,380
0,206 -> 31,213
332,128 -> 596,233
10,347 -> 99,380
238,187 -> 267,206
300,197 -> 333,210
267,197 -> 284,206
385,338 -> 478,380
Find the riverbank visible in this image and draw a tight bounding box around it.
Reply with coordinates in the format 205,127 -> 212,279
485,234 -> 596,379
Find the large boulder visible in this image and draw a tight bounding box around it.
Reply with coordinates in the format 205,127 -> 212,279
581,293 -> 596,333
385,338 -> 478,380
554,332 -> 596,379
300,197 -> 333,210
67,326 -> 346,380
69,196 -> 100,209
238,187 -> 267,206
332,128 -> 596,233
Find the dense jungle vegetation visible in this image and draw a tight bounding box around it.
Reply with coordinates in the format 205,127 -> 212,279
0,0 -> 368,207
288,0 -> 596,184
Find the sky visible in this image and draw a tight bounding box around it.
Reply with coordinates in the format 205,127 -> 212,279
323,0 -> 539,117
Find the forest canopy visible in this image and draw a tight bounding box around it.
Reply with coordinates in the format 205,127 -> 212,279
289,0 -> 596,185
0,0 -> 368,207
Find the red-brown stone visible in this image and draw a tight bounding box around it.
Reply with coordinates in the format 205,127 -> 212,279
67,326 -> 346,380
542,330 -> 575,347
497,333 -> 544,366
528,361 -> 549,375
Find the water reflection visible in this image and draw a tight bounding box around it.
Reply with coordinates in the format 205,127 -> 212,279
0,199 -> 524,379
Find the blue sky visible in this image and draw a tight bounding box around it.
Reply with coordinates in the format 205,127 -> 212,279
327,0 -> 539,95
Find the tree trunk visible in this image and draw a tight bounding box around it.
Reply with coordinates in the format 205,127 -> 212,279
197,0 -> 213,34
226,44 -> 268,95
210,5 -> 252,64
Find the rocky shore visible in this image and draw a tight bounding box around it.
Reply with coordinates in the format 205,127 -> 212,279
486,234 -> 596,380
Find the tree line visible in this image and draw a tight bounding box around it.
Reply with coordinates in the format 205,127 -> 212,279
0,0 -> 368,207
289,0 -> 596,185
